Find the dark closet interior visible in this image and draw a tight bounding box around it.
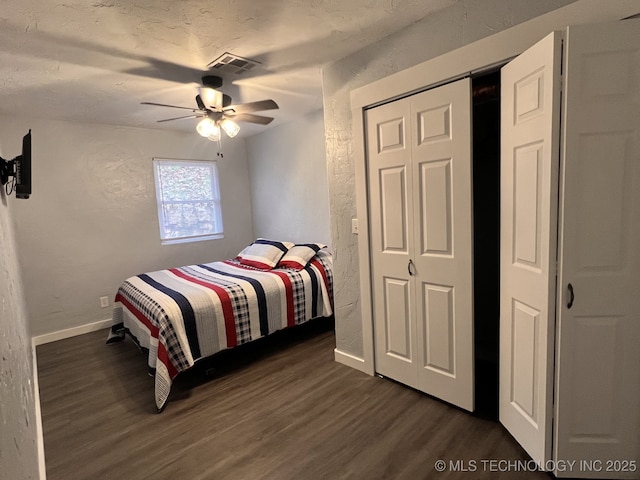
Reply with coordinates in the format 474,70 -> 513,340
471,70 -> 501,419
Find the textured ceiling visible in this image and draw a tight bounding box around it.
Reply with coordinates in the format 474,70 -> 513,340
0,0 -> 459,137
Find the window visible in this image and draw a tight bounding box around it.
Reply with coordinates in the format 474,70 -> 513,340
153,158 -> 223,244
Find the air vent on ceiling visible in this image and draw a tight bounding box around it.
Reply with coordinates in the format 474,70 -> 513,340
207,52 -> 260,75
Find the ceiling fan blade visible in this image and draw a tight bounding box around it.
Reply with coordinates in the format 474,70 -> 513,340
141,101 -> 199,112
228,113 -> 274,125
224,99 -> 279,114
157,114 -> 205,123
200,87 -> 224,110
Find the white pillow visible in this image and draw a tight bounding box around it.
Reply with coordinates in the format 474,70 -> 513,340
237,239 -> 294,270
277,243 -> 326,270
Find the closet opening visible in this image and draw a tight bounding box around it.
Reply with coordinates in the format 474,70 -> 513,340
471,70 -> 501,420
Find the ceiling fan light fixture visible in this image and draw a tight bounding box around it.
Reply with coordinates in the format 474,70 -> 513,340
143,86 -> 276,141
208,126 -> 221,142
220,118 -> 240,138
196,117 -> 217,137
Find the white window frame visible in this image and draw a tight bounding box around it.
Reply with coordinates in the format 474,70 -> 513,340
153,158 -> 224,245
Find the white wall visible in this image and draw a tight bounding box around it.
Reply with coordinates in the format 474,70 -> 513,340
321,0 -> 578,358
246,109 -> 331,246
0,171 -> 40,477
1,116 -> 255,336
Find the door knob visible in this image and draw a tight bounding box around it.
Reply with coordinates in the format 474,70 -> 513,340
408,259 -> 416,276
567,283 -> 574,309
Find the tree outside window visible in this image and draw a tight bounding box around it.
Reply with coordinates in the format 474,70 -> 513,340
153,158 -> 223,244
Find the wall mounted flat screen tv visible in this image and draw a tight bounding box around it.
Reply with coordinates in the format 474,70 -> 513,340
0,129 -> 31,199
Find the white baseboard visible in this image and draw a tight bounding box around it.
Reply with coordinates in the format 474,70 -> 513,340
31,343 -> 47,480
334,348 -> 372,375
31,318 -> 113,346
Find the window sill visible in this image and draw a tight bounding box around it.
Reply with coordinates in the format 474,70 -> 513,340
161,233 -> 224,245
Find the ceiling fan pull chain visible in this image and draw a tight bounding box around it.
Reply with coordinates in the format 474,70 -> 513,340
217,137 -> 223,158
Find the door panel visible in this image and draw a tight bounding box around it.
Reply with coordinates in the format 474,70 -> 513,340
511,300 -> 540,422
513,142 -> 544,270
554,21 -> 640,477
379,166 -> 409,251
573,133 -> 628,269
500,31 -> 562,465
383,277 -> 412,360
367,99 -> 418,388
422,283 -> 455,375
411,79 -> 474,412
419,159 -> 453,255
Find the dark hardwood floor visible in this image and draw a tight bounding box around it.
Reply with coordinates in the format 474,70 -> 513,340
37,323 -> 551,480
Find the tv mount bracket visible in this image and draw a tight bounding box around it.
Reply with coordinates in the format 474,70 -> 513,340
0,155 -> 18,186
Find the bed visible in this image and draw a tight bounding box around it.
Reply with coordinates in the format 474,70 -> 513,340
107,239 -> 333,411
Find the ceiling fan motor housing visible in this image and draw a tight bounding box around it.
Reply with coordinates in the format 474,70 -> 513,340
202,75 -> 223,89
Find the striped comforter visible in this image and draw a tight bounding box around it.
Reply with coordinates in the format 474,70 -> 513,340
111,249 -> 333,411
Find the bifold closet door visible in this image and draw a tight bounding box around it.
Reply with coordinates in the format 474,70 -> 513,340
410,80 -> 473,412
367,97 -> 418,389
501,20 -> 640,477
366,78 -> 474,412
553,21 -> 640,478
499,30 -> 562,466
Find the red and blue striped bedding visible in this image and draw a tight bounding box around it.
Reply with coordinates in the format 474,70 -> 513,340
111,249 -> 333,411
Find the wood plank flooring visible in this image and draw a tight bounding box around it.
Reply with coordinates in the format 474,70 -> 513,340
37,323 -> 552,480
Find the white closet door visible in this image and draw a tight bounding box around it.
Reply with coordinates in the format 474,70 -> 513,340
367,98 -> 419,388
499,31 -> 562,465
554,20 -> 640,478
367,78 -> 474,411
411,79 -> 474,412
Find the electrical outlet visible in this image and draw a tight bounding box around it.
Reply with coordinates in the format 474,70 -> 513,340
100,296 -> 109,308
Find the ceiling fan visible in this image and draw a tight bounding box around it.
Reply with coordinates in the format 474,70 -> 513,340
141,75 -> 278,141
